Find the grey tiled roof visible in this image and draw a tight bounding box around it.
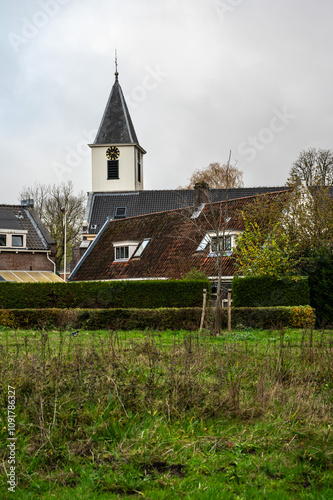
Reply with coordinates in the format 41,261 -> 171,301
0,205 -> 55,250
94,76 -> 139,145
86,187 -> 287,234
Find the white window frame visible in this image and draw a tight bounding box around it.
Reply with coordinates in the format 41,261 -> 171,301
0,230 -> 27,249
113,241 -> 140,261
196,231 -> 241,257
132,238 -> 150,258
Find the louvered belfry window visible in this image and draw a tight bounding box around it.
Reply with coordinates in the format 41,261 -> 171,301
107,160 -> 119,179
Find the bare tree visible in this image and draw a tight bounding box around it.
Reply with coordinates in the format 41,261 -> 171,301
19,181 -> 86,272
290,147 -> 333,186
179,161 -> 243,189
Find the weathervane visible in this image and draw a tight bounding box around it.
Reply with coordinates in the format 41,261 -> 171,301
115,49 -> 119,81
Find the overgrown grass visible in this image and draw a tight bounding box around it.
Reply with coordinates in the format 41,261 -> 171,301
0,326 -> 332,499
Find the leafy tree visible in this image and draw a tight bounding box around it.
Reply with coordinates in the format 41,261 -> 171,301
234,218 -> 300,278
19,181 -> 86,272
179,162 -> 244,189
290,147 -> 333,186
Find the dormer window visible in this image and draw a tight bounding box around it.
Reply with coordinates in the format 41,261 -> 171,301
196,231 -> 241,257
12,235 -> 24,247
115,246 -> 129,260
114,241 -> 140,261
211,235 -> 232,253
0,231 -> 27,248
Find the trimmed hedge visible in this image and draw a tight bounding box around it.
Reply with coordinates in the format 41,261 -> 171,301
232,276 -> 310,307
231,306 -> 315,329
0,280 -> 210,310
0,308 -> 204,331
0,305 -> 315,331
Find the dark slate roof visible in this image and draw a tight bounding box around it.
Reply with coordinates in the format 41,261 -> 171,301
86,186 -> 287,234
94,75 -> 139,145
72,190 -> 289,281
0,205 -> 55,250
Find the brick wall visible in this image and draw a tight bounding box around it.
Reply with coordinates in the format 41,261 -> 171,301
0,252 -> 55,271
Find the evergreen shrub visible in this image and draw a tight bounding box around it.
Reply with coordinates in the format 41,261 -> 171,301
232,276 -> 310,307
0,280 -> 210,310
0,305 -> 315,330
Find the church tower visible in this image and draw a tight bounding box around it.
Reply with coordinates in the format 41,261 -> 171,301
90,63 -> 146,192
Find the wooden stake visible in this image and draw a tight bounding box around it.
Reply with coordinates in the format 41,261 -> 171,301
199,289 -> 207,333
227,289 -> 232,333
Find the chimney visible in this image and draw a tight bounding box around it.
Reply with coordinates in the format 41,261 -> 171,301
194,182 -> 210,206
21,199 -> 34,208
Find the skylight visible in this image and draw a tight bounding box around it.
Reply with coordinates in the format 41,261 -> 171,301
132,238 -> 150,258
114,207 -> 127,219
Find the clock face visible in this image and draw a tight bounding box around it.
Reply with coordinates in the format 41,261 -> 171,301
106,146 -> 120,160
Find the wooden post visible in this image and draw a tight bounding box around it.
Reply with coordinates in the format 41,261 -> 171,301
227,289 -> 232,333
199,289 -> 207,334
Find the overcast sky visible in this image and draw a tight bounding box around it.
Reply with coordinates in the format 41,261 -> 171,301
1,0 -> 333,203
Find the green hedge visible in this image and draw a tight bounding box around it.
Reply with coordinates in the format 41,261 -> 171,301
0,308 -> 204,331
0,306 -> 315,331
232,276 -> 310,307
0,280 -> 210,310
231,306 -> 315,329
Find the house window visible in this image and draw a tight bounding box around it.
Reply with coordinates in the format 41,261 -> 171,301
0,235 -> 6,246
114,207 -> 127,219
132,238 -> 150,258
115,246 -> 129,260
107,160 -> 119,179
211,235 -> 232,253
12,235 -> 24,247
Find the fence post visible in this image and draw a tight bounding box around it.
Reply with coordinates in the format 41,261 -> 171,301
227,289 -> 232,333
199,289 -> 207,334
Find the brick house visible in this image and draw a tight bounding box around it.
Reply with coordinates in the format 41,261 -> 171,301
0,202 -> 61,282
69,190 -> 289,288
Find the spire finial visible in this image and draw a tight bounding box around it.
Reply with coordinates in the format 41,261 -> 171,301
115,49 -> 119,81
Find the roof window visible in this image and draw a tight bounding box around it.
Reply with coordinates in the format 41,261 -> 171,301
132,238 -> 150,258
114,207 -> 127,219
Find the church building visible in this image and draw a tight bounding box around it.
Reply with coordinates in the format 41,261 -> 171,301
71,64 -> 286,274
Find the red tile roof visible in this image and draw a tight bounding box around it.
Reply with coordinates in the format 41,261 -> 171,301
70,190 -> 289,281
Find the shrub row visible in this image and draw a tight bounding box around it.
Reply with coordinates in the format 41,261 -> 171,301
232,276 -> 310,307
231,306 -> 315,329
0,280 -> 210,309
0,305 -> 315,331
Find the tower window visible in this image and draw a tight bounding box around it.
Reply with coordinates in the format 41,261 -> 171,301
137,152 -> 142,183
107,160 -> 119,179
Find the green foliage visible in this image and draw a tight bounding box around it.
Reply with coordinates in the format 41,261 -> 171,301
0,279 -> 210,309
0,307 -> 204,331
232,275 -> 310,307
0,305 -> 315,330
234,218 -> 300,278
232,306 -> 315,329
181,268 -> 208,281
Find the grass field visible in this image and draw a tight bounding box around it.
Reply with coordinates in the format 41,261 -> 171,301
0,326 -> 332,499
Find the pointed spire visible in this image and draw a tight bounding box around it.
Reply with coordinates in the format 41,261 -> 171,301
94,55 -> 139,145
115,49 -> 119,82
